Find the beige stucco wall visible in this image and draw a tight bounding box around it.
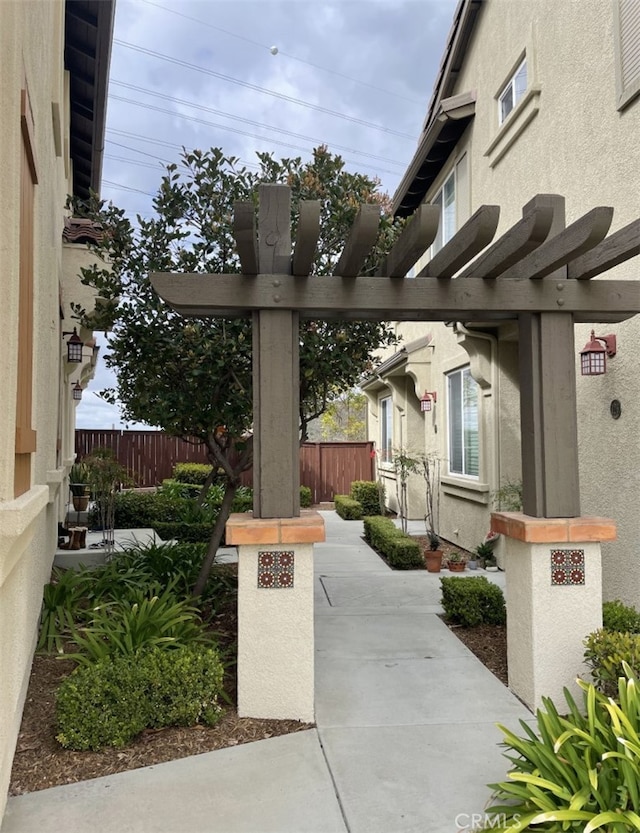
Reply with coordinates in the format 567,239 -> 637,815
372,0 -> 639,586
0,1 -> 100,818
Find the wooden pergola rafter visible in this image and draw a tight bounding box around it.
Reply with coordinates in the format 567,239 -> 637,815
151,186 -> 640,521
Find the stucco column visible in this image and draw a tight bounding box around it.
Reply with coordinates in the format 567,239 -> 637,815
491,512 -> 616,710
226,510 -> 325,722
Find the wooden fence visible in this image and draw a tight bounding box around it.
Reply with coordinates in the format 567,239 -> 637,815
75,430 -> 374,502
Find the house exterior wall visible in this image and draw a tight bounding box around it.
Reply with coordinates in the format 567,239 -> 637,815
0,1 -> 102,816
371,0 -> 639,587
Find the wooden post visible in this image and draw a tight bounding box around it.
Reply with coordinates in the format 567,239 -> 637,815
252,184 -> 300,518
518,195 -> 580,517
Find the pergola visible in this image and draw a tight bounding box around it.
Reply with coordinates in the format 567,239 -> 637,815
152,185 -> 640,520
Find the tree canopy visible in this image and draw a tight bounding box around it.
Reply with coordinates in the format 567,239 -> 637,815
71,145 -> 402,592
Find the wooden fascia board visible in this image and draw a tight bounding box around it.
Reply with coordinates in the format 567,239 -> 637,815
392,92 -> 476,216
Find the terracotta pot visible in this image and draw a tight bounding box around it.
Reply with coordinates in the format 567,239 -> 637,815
72,495 -> 89,512
448,561 -> 466,572
425,549 -> 443,573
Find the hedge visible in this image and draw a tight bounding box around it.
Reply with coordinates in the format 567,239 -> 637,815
440,576 -> 506,627
173,463 -> 214,485
350,480 -> 383,517
362,515 -> 423,569
335,495 -> 363,520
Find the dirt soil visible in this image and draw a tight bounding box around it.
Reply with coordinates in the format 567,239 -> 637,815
11,539 -> 508,796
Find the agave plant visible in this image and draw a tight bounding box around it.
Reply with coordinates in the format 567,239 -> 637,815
484,663 -> 640,831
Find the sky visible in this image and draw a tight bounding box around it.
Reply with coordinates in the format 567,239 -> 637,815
75,0 -> 459,429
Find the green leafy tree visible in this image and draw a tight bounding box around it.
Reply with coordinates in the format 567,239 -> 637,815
320,390 -> 367,441
70,145 -> 400,595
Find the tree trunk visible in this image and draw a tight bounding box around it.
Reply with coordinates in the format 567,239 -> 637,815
192,481 -> 237,597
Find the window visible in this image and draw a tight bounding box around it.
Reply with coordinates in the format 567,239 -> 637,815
447,367 -> 479,478
380,396 -> 393,463
432,171 -> 456,253
614,0 -> 640,109
498,58 -> 527,124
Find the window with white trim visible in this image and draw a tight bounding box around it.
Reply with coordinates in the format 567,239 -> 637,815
498,58 -> 527,125
447,367 -> 479,478
380,396 -> 393,464
432,170 -> 456,254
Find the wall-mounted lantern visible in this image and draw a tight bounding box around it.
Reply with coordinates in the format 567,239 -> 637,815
420,391 -> 437,412
579,330 -> 617,376
63,328 -> 84,363
71,381 -> 83,401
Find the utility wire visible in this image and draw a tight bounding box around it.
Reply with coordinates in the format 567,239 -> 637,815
109,89 -> 405,168
136,0 -> 424,106
113,38 -> 415,140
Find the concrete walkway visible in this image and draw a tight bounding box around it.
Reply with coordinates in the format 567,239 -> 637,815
2,511 -> 530,833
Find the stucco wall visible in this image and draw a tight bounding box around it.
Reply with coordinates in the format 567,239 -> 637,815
372,0 -> 639,591
0,0 -> 99,818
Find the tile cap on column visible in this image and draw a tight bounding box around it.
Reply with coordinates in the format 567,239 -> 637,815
491,512 -> 616,543
226,510 -> 326,545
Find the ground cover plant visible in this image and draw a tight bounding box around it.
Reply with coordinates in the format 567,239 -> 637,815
484,665 -> 640,831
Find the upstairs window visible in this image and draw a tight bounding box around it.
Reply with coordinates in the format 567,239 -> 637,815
499,58 -> 527,124
432,170 -> 456,254
447,367 -> 479,478
615,0 -> 640,109
380,396 -> 393,464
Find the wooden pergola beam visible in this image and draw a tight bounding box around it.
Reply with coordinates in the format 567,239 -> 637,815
375,204 -> 440,277
500,206 -> 614,280
292,201 -> 321,277
457,202 -> 555,278
568,218 -> 640,280
233,201 -> 259,276
150,272 -> 640,321
333,204 -> 380,277
418,204 -> 500,278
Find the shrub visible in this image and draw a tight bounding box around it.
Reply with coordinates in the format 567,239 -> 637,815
67,583 -> 212,665
603,599 -> 640,633
362,515 -> 423,569
173,463 -> 213,485
335,495 -> 363,520
159,479 -> 202,499
485,665 -> 640,829
584,629 -> 640,697
56,646 -> 224,750
349,480 -> 383,516
153,521 -> 213,543
440,576 -> 506,627
38,568 -> 92,653
300,485 -> 312,508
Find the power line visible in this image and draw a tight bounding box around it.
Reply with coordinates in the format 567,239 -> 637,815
113,38 -> 416,141
137,0 -> 424,106
109,89 -> 406,169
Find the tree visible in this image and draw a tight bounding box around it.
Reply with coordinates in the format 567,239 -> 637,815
70,145 -> 401,595
320,390 -> 367,441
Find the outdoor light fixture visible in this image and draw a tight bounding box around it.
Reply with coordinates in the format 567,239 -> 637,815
63,328 -> 84,363
579,330 -> 617,376
420,391 -> 437,412
71,381 -> 83,401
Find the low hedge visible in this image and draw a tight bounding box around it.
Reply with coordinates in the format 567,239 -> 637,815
440,576 -> 506,627
335,495 -> 363,520
602,599 -> 640,633
300,485 -> 312,508
584,629 -> 640,697
153,521 -> 214,544
350,480 -> 383,517
56,646 -> 224,750
173,463 -> 213,485
362,515 -> 423,569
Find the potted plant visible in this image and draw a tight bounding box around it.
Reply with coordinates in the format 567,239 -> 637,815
476,541 -> 498,571
447,550 -> 466,572
467,551 -> 478,570
425,529 -> 443,572
69,462 -> 91,511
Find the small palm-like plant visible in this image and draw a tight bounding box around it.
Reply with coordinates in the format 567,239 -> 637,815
484,664 -> 640,831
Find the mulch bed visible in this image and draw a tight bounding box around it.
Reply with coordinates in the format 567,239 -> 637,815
445,622 -> 508,687
9,566 -> 311,797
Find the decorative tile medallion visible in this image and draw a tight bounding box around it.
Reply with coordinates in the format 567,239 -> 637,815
550,549 -> 585,586
258,550 -> 294,589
